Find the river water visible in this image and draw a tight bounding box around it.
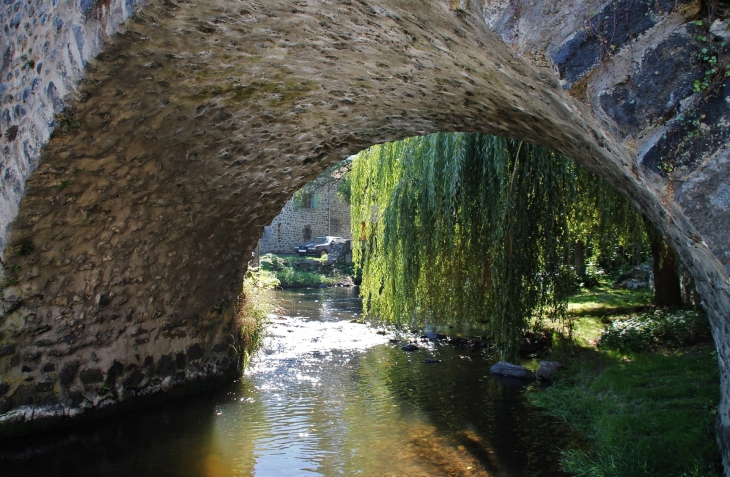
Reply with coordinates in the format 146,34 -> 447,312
1,288 -> 583,477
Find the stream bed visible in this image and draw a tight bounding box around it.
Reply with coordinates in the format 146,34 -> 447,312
1,287 -> 584,477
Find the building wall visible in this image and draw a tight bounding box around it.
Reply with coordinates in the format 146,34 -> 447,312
0,0 -> 142,252
259,186 -> 351,254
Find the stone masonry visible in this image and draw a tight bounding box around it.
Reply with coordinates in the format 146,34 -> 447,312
0,1 -> 730,473
0,0 -> 142,253
258,186 -> 351,254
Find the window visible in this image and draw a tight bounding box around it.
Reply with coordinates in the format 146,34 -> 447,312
303,225 -> 312,241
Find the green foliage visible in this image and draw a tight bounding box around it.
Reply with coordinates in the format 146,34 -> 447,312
350,133 -> 645,360
237,271 -> 278,367
55,114 -> 80,133
57,179 -> 73,191
293,157 -> 352,208
245,267 -> 281,289
17,241 -> 34,256
258,253 -> 348,287
691,12 -> 730,90
336,172 -> 352,205
276,268 -> 334,287
598,309 -> 711,351
532,349 -> 721,477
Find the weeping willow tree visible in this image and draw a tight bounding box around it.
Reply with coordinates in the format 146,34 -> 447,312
350,133 -> 645,359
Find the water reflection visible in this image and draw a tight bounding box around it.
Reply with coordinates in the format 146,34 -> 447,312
0,287 -> 582,476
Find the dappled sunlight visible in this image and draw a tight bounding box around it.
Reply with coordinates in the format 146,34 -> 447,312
567,287 -> 653,316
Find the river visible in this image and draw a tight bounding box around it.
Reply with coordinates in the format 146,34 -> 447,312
1,287 -> 583,476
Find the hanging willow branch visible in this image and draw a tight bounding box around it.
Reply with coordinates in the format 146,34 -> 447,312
351,133 -> 645,360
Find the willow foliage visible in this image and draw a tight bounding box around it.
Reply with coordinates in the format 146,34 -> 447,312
350,133 -> 644,359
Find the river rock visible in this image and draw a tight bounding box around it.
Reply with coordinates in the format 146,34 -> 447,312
489,361 -> 536,380
401,343 -> 419,352
537,361 -> 564,381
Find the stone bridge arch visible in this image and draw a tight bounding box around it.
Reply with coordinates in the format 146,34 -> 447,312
1,0 -> 730,471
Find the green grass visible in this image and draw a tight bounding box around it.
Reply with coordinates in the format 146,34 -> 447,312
275,267 -> 336,287
531,286 -> 722,477
539,286 -> 653,349
257,253 -> 355,288
568,286 -> 653,316
532,348 -> 721,477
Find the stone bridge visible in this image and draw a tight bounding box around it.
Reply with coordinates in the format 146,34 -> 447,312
2,0 -> 730,471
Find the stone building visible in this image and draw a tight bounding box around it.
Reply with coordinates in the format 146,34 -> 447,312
258,186 -> 351,254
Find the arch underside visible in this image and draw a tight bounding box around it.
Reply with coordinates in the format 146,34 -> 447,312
0,0 -> 729,471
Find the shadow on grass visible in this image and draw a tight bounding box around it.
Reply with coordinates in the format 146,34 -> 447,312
568,304 -> 653,318
531,337 -> 722,477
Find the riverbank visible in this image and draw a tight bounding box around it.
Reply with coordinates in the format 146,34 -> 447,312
254,253 -> 358,288
531,286 -> 721,477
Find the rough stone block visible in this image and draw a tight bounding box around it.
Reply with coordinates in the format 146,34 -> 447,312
156,354 -> 175,377
187,343 -> 203,361
107,360 -> 124,381
642,77 -> 730,174
123,370 -> 144,388
175,353 -> 186,370
59,361 -> 80,385
676,148 -> 730,271
0,343 -> 15,357
600,27 -> 704,135
35,380 -> 53,392
537,361 -> 564,381
79,368 -> 103,384
552,0 -> 682,88
490,361 -> 536,380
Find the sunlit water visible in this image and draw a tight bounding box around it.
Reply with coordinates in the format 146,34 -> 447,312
1,287 -> 583,477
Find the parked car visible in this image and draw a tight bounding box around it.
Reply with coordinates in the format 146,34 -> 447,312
293,236 -> 343,257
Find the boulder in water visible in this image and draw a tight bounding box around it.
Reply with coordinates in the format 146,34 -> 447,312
401,343 -> 419,352
490,361 -> 536,380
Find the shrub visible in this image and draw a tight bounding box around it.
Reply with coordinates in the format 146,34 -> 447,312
236,271 -> 280,367
598,309 -> 711,351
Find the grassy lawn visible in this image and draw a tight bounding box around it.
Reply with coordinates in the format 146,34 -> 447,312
568,286 -> 653,315
561,286 -> 652,348
530,286 -> 722,477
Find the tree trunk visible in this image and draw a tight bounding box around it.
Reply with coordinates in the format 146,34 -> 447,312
574,240 -> 586,280
645,218 -> 683,307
